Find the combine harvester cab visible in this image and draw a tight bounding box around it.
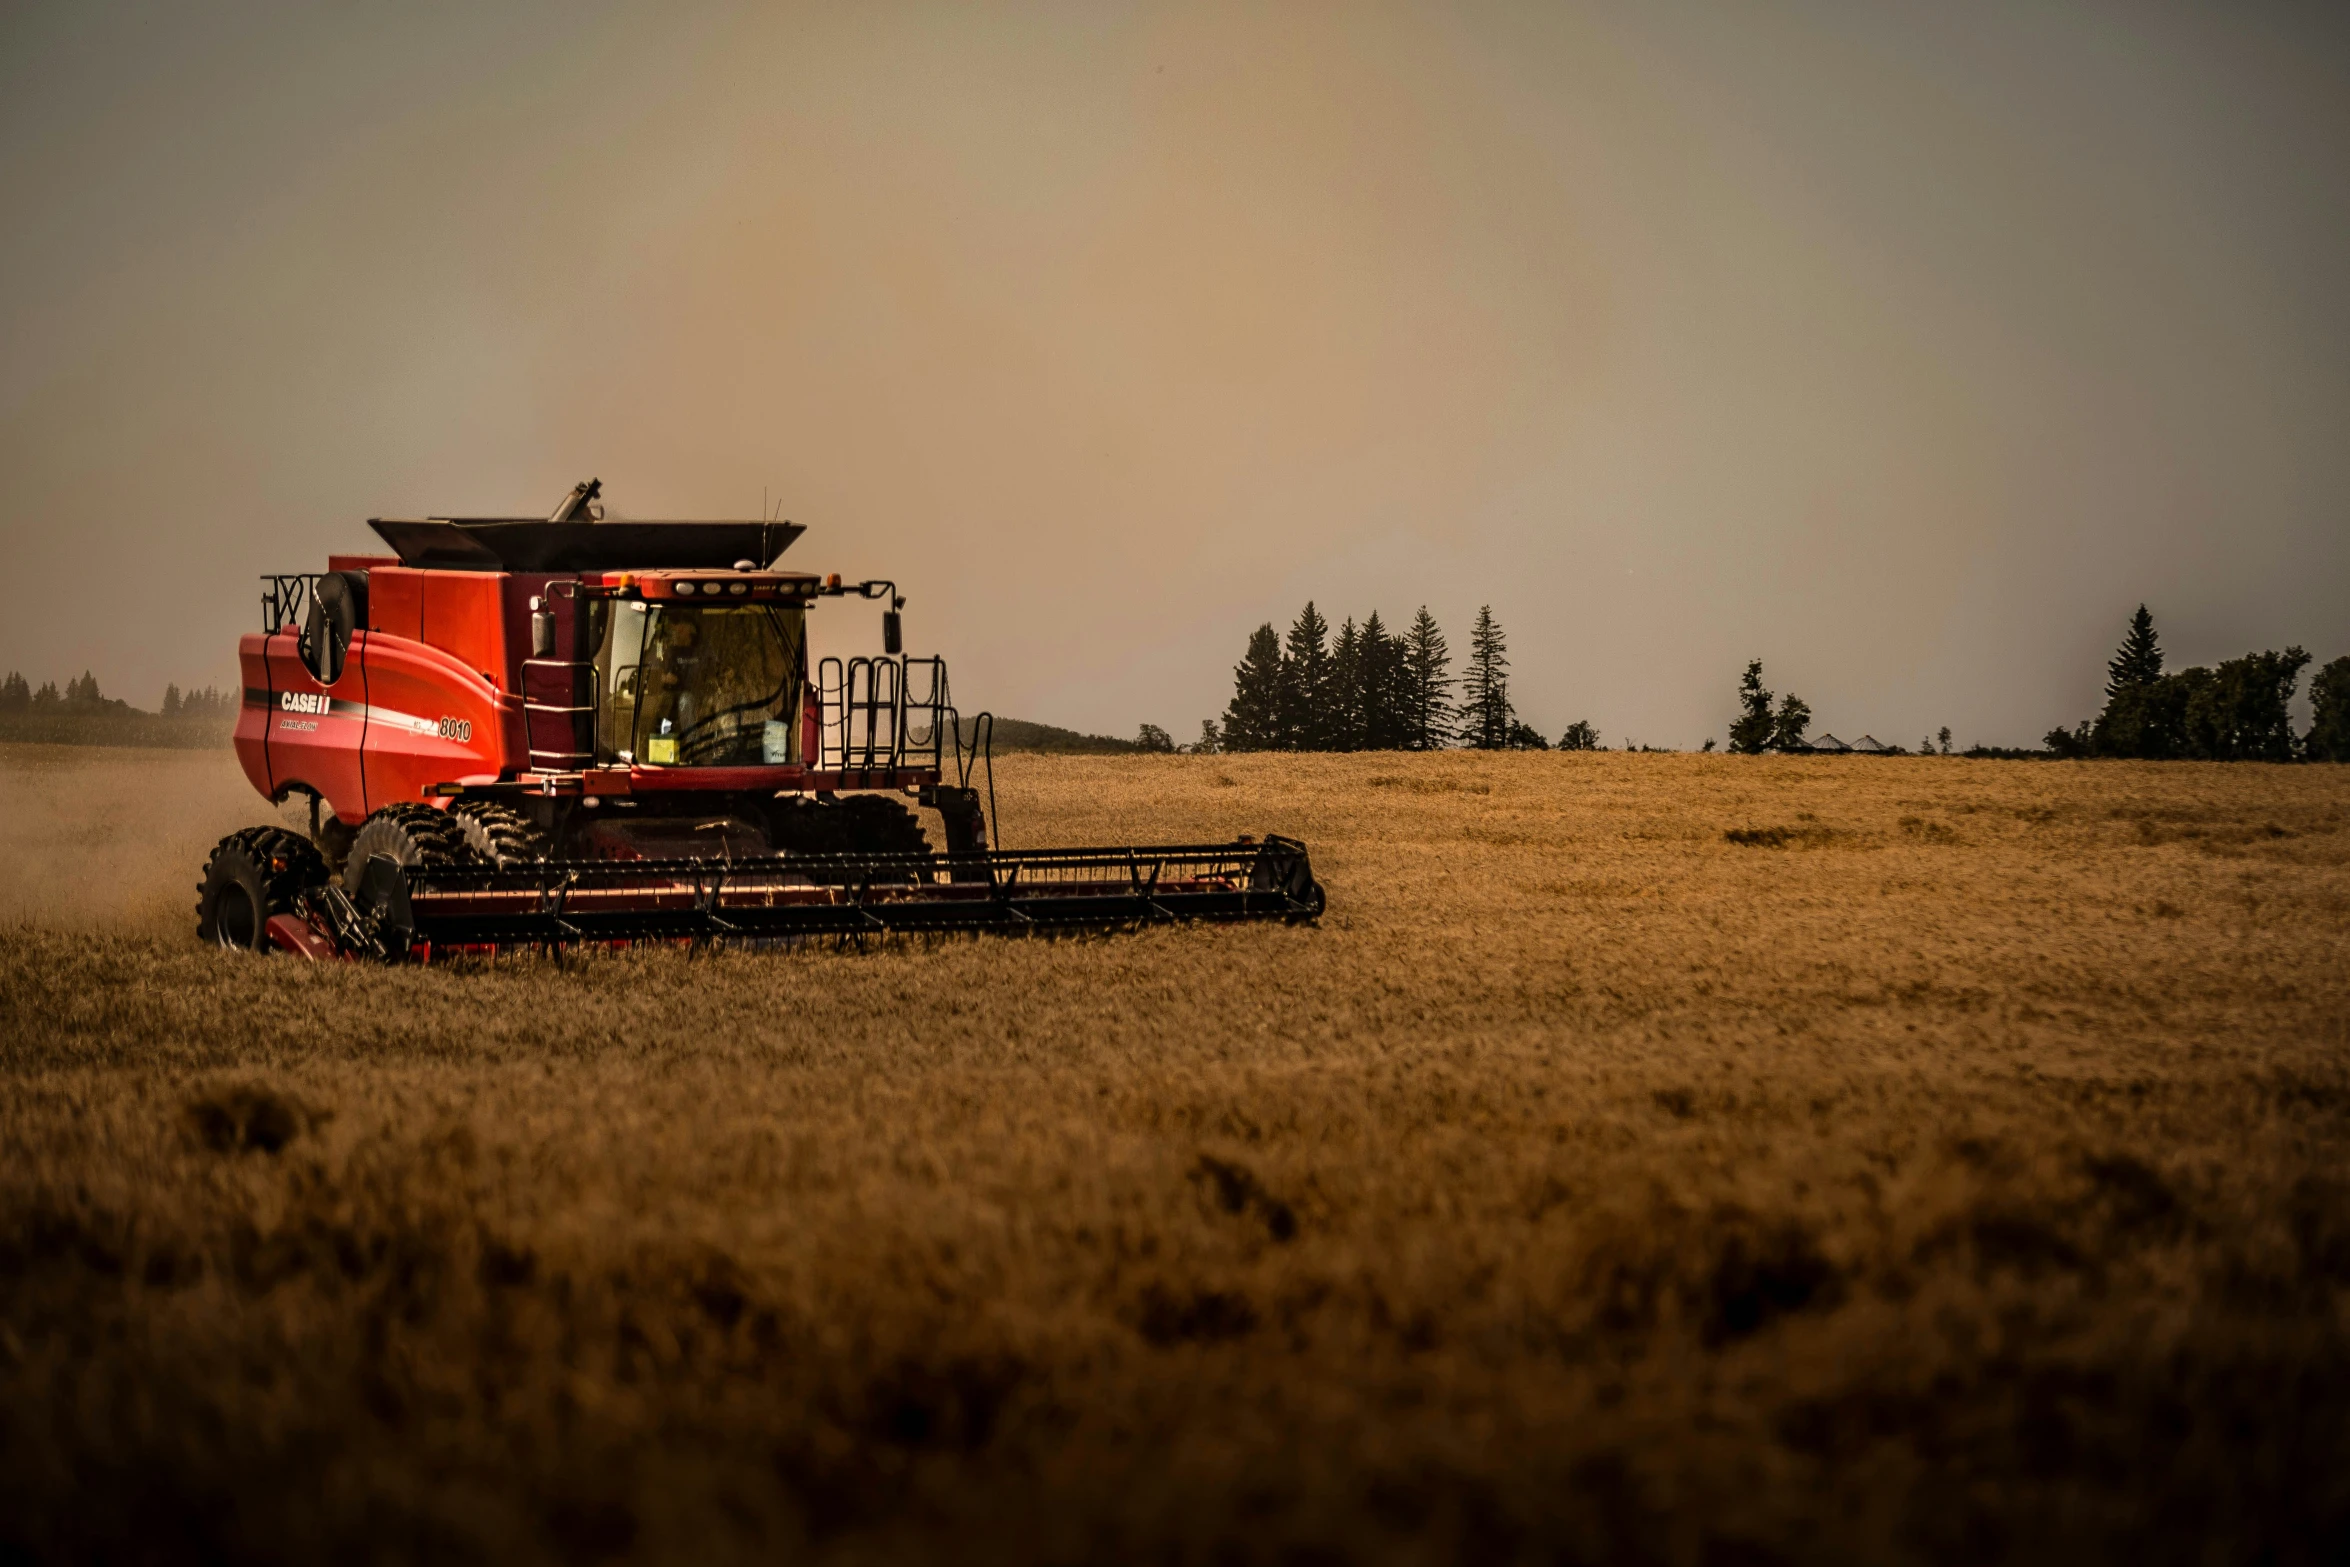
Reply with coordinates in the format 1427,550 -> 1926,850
198,481 -> 1323,960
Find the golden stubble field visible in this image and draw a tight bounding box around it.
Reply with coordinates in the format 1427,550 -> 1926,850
3,742 -> 2348,1565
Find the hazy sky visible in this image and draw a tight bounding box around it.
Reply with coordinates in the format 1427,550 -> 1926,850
4,0 -> 2346,747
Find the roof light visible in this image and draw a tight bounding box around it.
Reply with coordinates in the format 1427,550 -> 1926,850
674,580 -> 697,595
728,581 -> 748,595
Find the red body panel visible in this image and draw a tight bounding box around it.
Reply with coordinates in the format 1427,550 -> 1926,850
265,912 -> 337,961
418,572 -> 507,688
357,632 -> 518,811
369,569 -> 423,642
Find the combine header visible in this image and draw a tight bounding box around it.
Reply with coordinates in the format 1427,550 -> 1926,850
199,481 -> 1322,960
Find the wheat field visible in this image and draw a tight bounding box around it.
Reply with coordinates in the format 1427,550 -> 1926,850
2,742 -> 2347,1564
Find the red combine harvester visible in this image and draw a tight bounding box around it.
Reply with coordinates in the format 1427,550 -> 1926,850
199,481 -> 1322,959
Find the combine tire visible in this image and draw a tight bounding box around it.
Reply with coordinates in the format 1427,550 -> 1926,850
450,800 -> 551,867
197,827 -> 326,951
342,803 -> 465,893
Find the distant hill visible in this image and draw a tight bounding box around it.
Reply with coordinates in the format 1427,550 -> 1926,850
955,716 -> 1139,755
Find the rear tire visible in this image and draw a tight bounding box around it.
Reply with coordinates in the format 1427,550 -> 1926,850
197,828 -> 327,951
342,803 -> 465,892
450,800 -> 551,867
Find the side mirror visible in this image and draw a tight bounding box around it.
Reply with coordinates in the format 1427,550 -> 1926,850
531,602 -> 555,659
882,610 -> 903,656
305,571 -> 362,685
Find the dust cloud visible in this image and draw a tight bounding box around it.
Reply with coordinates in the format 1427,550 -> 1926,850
0,745 -> 267,930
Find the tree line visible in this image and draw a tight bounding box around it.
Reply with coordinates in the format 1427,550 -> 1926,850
1711,608 -> 2348,761
1198,604 -> 1598,753
1179,599 -> 2349,762
2046,606 -> 2349,762
0,671 -> 237,722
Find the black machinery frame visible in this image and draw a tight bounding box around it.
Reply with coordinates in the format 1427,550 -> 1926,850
312,836 -> 1322,957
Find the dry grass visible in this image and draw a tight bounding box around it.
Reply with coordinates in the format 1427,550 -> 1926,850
3,743 -> 2349,1564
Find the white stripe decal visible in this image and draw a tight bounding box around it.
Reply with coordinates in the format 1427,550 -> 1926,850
268,692 -> 453,738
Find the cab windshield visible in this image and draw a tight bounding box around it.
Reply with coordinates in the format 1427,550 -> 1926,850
593,600 -> 805,766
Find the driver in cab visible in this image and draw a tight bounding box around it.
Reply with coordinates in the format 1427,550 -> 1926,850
645,615 -> 701,760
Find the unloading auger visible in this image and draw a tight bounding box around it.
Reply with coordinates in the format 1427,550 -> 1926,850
196,481 -> 1324,961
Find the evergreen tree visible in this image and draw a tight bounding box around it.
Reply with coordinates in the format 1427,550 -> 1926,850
1329,617 -> 1363,752
2307,657 -> 2350,763
2105,605 -> 2164,700
1136,723 -> 1174,753
1193,718 -> 1224,755
1360,611 -> 1408,751
1400,607 -> 1452,751
1222,624 -> 1285,751
2089,606 -> 2171,755
0,672 -> 28,712
1559,720 -> 1599,751
162,682 -> 182,717
1727,661 -> 1776,754
1769,693 -> 1813,752
1505,719 -> 1549,750
1278,602 -> 1332,750
1457,606 -> 1513,750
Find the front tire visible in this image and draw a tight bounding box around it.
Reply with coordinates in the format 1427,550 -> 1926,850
197,828 -> 327,951
342,803 -> 465,893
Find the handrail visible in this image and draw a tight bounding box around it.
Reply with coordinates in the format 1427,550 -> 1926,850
261,575 -> 317,636
816,654 -> 953,774
846,656 -> 898,769
953,710 -> 998,849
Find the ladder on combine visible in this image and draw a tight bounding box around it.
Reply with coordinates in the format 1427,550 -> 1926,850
522,580 -> 597,772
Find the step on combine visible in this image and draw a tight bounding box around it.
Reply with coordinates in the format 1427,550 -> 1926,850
198,481 -> 1323,960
